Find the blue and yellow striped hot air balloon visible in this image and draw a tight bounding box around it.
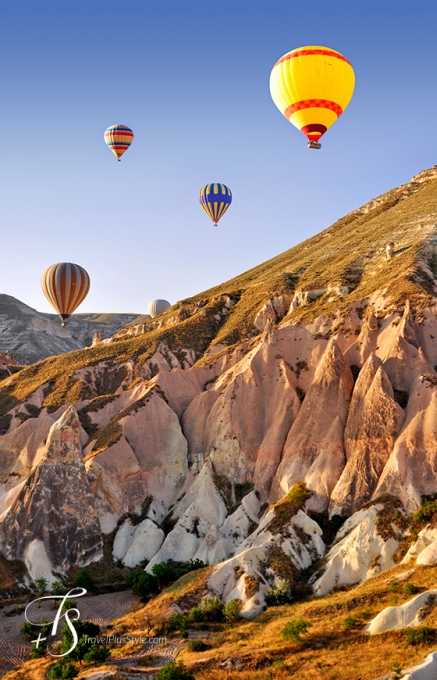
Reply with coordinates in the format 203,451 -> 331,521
199,183 -> 232,227
104,124 -> 134,161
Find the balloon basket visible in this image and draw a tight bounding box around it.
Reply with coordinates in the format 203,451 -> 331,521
308,141 -> 322,149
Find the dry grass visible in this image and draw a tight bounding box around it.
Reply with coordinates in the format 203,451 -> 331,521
1,170 -> 437,420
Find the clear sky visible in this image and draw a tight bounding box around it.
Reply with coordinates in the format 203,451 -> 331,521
1,0 -> 436,315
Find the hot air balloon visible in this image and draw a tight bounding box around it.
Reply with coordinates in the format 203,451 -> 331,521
269,46 -> 355,149
148,299 -> 171,318
199,183 -> 232,227
104,124 -> 134,161
41,263 -> 90,326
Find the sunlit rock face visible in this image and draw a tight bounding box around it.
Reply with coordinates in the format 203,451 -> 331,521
0,406 -> 102,582
271,338 -> 354,513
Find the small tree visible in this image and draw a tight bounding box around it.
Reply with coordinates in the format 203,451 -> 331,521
156,660 -> 196,680
51,581 -> 65,595
126,570 -> 160,600
35,577 -> 48,594
281,617 -> 312,643
73,569 -> 94,592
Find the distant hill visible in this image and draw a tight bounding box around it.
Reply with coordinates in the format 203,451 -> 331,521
0,294 -> 139,364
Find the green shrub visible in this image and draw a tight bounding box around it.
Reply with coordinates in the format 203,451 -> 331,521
224,599 -> 241,623
73,569 -> 95,592
48,661 -> 79,679
405,626 -> 437,646
199,596 -> 224,622
188,606 -> 204,622
30,639 -> 47,658
343,616 -> 359,630
343,610 -> 372,630
83,644 -> 111,665
265,579 -> 292,607
186,639 -> 209,652
156,660 -> 196,680
165,613 -> 187,635
403,583 -> 419,596
281,617 -> 312,643
152,559 -> 206,587
389,580 -> 399,592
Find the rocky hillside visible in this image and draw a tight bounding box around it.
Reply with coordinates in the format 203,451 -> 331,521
2,167 -> 437,625
0,294 -> 139,364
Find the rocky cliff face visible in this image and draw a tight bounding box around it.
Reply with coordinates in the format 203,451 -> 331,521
0,294 -> 139,364
2,169 -> 437,608
0,405 -> 102,584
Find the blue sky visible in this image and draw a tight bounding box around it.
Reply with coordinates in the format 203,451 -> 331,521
1,0 -> 436,314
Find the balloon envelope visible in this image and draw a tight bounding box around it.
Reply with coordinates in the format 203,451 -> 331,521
269,46 -> 355,144
41,263 -> 90,324
148,299 -> 171,318
104,124 -> 134,160
199,183 -> 232,226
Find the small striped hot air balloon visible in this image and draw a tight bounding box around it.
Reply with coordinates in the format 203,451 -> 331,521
41,263 -> 90,326
269,46 -> 355,149
148,299 -> 171,318
199,183 -> 232,227
104,124 -> 134,161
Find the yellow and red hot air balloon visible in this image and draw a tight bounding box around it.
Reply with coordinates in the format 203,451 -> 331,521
41,263 -> 90,326
269,45 -> 355,149
104,124 -> 134,161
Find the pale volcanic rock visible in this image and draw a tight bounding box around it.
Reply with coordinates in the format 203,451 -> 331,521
401,652 -> 437,680
112,518 -> 164,568
209,508 -> 324,618
312,505 -> 401,596
0,406 -> 102,578
146,458 -> 228,569
272,339 -> 354,511
416,540 -> 437,565
365,589 -> 437,635
195,490 -> 262,564
254,301 -> 276,330
330,356 -> 405,515
401,528 -> 437,564
374,372 -> 437,510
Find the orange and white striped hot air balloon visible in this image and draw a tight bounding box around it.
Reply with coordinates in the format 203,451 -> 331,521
41,263 -> 90,326
269,45 -> 355,149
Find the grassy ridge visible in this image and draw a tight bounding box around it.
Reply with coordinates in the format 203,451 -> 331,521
1,169 -> 437,417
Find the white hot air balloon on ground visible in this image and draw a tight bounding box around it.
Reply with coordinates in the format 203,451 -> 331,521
148,299 -> 171,318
